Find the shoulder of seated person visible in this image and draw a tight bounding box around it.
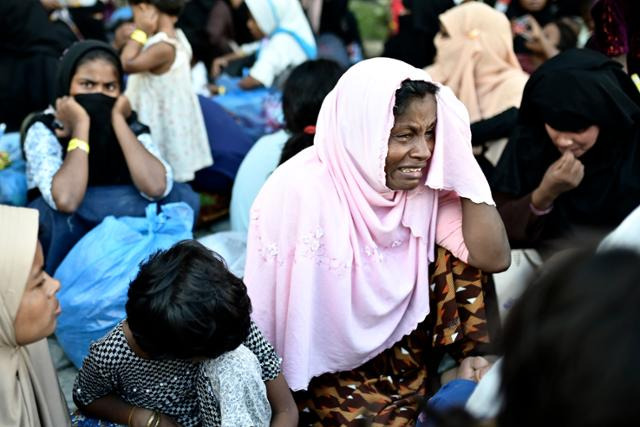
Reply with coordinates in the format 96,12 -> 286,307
266,32 -> 308,52
27,120 -> 55,136
87,323 -> 128,358
269,149 -> 329,195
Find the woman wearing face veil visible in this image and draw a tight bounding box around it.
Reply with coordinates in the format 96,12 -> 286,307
0,205 -> 69,427
491,48 -> 640,253
23,40 -> 199,274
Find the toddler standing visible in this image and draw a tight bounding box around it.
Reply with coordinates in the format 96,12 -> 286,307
121,0 -> 212,182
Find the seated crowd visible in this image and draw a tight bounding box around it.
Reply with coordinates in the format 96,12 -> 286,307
1,0 -> 639,426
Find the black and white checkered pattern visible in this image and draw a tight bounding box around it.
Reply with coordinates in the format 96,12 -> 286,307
74,321 -> 281,427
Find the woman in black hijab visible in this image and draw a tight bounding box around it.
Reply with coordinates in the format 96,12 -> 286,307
492,48 -> 640,252
0,0 -> 76,132
23,40 -> 199,273
382,0 -> 455,68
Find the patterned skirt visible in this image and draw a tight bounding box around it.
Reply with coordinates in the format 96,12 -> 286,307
294,246 -> 492,426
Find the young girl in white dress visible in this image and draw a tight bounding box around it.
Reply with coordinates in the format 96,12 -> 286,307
121,0 -> 212,182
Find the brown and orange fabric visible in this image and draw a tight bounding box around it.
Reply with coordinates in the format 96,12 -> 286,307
294,246 -> 491,426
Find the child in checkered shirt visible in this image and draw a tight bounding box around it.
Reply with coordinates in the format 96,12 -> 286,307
73,240 -> 298,427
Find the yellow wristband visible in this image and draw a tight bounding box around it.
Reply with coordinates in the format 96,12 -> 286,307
130,29 -> 148,45
67,138 -> 90,154
631,73 -> 640,94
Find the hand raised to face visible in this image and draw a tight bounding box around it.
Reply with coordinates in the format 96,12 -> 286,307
54,96 -> 90,139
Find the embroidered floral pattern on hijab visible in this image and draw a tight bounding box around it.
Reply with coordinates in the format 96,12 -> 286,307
244,57 -> 494,391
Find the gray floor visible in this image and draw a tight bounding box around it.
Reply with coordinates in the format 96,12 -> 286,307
49,337 -> 78,410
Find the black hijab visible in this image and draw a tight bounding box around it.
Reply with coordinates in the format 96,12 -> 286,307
53,40 -> 124,101
492,49 -> 640,237
0,0 -> 72,56
32,40 -> 143,188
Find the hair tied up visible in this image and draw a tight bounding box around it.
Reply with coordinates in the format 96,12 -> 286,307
303,125 -> 316,135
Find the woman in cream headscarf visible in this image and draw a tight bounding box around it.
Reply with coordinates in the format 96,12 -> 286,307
0,205 -> 68,427
427,1 -> 529,171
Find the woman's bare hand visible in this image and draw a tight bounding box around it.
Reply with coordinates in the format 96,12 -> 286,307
54,96 -> 90,138
112,95 -> 132,119
533,150 -> 584,209
457,356 -> 493,382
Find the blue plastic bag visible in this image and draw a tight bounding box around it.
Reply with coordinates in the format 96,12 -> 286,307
54,202 -> 194,367
212,74 -> 282,141
0,126 -> 27,206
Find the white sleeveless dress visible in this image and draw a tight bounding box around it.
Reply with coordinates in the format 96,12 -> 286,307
126,29 -> 213,182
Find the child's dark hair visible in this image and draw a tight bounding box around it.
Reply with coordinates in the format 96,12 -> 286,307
126,240 -> 252,360
278,59 -> 344,165
428,249 -> 640,427
393,79 -> 439,117
129,0 -> 184,16
499,248 -> 640,427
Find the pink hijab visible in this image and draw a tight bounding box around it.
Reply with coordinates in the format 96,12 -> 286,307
244,58 -> 494,391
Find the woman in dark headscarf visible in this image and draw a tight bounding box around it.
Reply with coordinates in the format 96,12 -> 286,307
23,40 -> 199,273
383,0 -> 455,69
492,48 -> 640,252
0,0 -> 75,132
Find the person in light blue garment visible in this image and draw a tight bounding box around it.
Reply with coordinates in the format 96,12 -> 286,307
229,59 -> 343,233
0,125 -> 28,206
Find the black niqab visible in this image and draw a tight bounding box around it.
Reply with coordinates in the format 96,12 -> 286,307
492,49 -> 640,237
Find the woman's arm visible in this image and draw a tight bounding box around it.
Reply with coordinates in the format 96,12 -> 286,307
462,199 -> 511,272
266,373 -> 298,427
112,95 -> 167,198
470,107 -> 518,147
77,395 -> 180,427
75,394 -> 133,426
121,39 -> 175,74
210,50 -> 248,77
495,192 -> 546,246
50,96 -> 91,213
436,191 -> 510,272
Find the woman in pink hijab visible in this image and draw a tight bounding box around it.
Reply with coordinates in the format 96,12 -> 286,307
244,57 -> 510,424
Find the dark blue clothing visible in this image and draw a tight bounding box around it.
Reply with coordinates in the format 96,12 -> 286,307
417,379 -> 477,427
192,95 -> 255,194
